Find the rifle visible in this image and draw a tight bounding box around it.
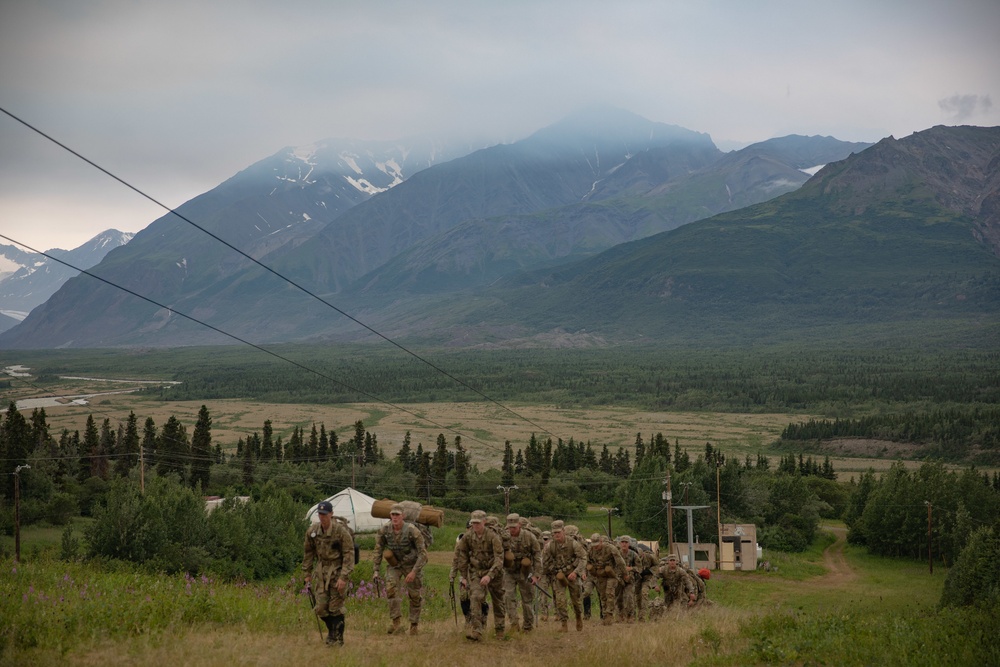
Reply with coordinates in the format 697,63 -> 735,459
527,573 -> 552,599
449,579 -> 458,626
305,581 -> 324,642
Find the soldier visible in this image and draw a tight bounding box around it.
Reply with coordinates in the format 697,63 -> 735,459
615,535 -> 639,623
536,531 -> 553,621
450,525 -> 490,627
571,528 -> 594,620
543,520 -> 588,632
502,513 -> 543,633
302,500 -> 354,646
454,510 -> 506,641
684,566 -> 710,607
586,533 -> 626,625
634,544 -> 660,621
373,503 -> 428,635
658,554 -> 697,610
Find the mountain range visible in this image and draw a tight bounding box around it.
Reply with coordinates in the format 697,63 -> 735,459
0,229 -> 133,332
2,108 -> 997,350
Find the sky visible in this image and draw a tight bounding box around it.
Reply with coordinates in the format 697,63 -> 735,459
1,0 -> 998,252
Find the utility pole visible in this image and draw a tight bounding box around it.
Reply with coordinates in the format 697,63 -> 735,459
663,469 -> 673,554
13,464 -> 30,563
139,446 -> 145,494
716,459 -> 722,570
679,481 -> 692,504
600,506 -> 618,538
498,485 -> 518,515
925,501 -> 933,574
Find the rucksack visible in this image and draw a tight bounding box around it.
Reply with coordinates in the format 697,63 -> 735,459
332,515 -> 360,566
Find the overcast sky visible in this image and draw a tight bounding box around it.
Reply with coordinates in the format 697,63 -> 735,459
2,0 -> 998,252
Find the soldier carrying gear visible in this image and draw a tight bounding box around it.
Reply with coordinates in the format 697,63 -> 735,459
615,535 -> 639,623
373,503 -> 428,636
586,533 -> 627,626
542,520 -> 588,633
658,554 -> 697,609
302,500 -> 354,646
634,544 -> 660,621
454,510 -> 506,641
502,513 -> 543,633
537,531 -> 553,621
684,565 -> 710,607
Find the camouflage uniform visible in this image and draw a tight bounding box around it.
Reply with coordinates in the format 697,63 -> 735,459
684,567 -> 708,606
454,510 -> 506,640
501,513 -> 543,632
586,534 -> 626,625
302,503 -> 355,645
615,537 -> 639,622
658,556 -> 697,609
542,520 -> 588,632
536,531 -> 553,621
373,506 -> 428,634
634,547 -> 659,621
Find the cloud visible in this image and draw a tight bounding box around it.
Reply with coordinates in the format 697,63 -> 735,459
938,94 -> 993,121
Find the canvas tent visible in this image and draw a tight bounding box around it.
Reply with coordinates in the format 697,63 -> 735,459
305,487 -> 388,533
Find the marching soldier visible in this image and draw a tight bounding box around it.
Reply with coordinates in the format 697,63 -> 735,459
615,535 -> 639,623
302,500 -> 354,646
543,520 -> 588,632
659,554 -> 697,609
536,531 -> 553,621
450,524 -> 490,627
685,566 -> 710,607
586,533 -> 626,625
502,513 -> 543,633
454,510 -> 506,641
373,503 -> 428,635
634,544 -> 660,621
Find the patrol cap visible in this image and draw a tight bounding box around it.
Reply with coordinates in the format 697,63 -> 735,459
666,553 -> 678,562
541,531 -> 551,540
390,503 -> 404,515
316,500 -> 333,515
470,510 -> 486,524
590,532 -> 603,543
565,524 -> 579,537
506,513 -> 521,526
550,520 -> 565,532
618,535 -> 632,543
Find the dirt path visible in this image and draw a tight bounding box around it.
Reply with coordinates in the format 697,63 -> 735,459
813,525 -> 856,587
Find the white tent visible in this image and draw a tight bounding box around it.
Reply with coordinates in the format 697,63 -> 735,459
305,487 -> 388,533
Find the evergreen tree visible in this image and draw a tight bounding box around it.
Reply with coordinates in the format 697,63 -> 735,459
308,424 -> 319,460
674,441 -> 690,473
514,449 -> 525,474
157,415 -> 189,483
95,418 -> 114,480
79,415 -> 99,483
190,405 -> 212,490
1,402 -> 31,498
329,429 -> 339,464
363,431 -> 378,465
318,425 -> 329,460
397,431 -> 413,471
114,411 -> 139,478
542,438 -> 552,485
260,420 -> 274,462
502,440 -> 515,487
454,436 -> 469,493
431,433 -> 449,497
415,449 -> 431,502
583,443 -> 598,470
614,447 -> 631,477
634,433 -> 645,469
599,444 -> 613,474
141,417 -> 157,474
242,440 -> 255,489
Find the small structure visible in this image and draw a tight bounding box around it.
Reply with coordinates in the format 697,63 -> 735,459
305,487 -> 388,533
204,495 -> 250,514
673,542 -> 717,570
720,523 -> 758,571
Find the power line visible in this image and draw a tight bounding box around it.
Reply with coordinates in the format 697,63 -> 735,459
0,105 -> 557,442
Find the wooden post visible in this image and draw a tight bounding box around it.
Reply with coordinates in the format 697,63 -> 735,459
925,501 -> 933,575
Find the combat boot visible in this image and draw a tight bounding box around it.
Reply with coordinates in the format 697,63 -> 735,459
323,615 -> 336,645
575,613 -> 583,631
332,614 -> 345,646
466,629 -> 482,641
583,596 -> 592,620
495,628 -> 506,640
387,617 -> 402,635
409,623 -> 419,636
559,619 -> 568,633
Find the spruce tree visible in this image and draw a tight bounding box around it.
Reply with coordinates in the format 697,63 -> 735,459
79,415 -> 99,483
190,405 -> 212,490
318,425 -> 329,460
502,440 -> 515,487
397,431 -> 413,471
454,436 -> 469,493
157,415 -> 189,482
114,411 -> 139,478
260,420 -> 274,462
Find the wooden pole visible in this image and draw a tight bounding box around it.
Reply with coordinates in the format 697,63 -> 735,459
925,501 -> 933,575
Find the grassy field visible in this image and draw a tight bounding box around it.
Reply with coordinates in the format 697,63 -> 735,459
4,515 -> 997,666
